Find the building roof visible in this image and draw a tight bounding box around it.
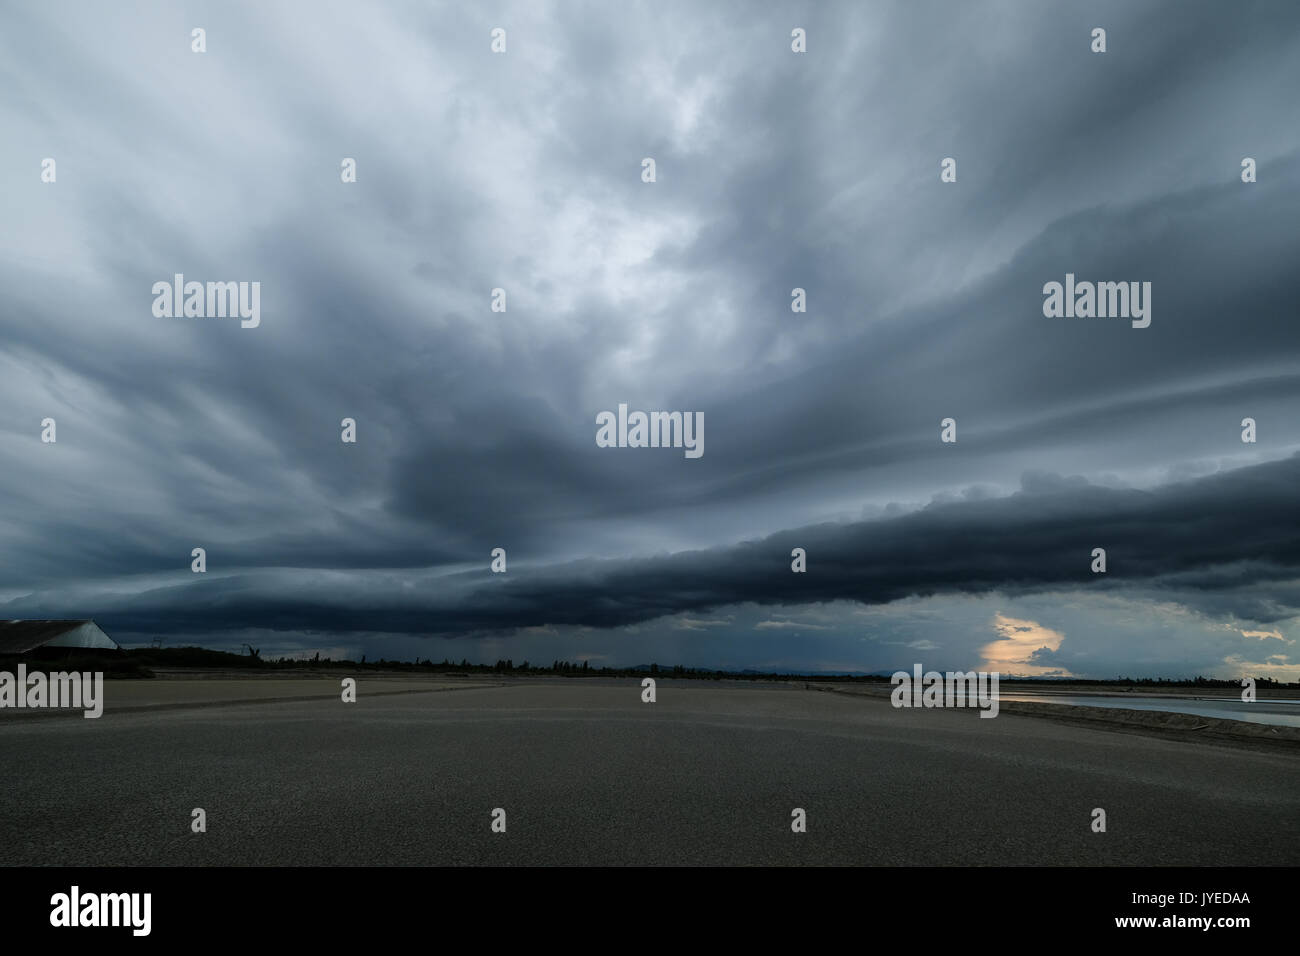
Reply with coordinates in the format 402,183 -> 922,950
0,620 -> 120,655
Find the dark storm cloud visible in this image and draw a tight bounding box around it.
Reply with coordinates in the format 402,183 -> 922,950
9,453 -> 1295,638
1,1 -> 1298,662
371,153 -> 1300,559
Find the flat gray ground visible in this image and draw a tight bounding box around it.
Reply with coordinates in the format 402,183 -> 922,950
2,679 -> 1297,865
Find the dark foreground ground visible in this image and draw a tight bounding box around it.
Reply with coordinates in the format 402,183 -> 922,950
2,679 -> 1297,865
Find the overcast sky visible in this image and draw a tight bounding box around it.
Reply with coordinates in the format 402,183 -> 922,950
2,0 -> 1298,677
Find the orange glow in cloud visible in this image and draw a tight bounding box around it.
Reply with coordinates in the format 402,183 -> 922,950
980,613 -> 1075,677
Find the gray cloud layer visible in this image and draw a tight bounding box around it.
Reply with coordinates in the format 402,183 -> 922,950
7,453 -> 1298,641
1,1 -> 1298,672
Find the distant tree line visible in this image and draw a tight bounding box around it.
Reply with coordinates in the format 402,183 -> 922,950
110,646 -> 1300,688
